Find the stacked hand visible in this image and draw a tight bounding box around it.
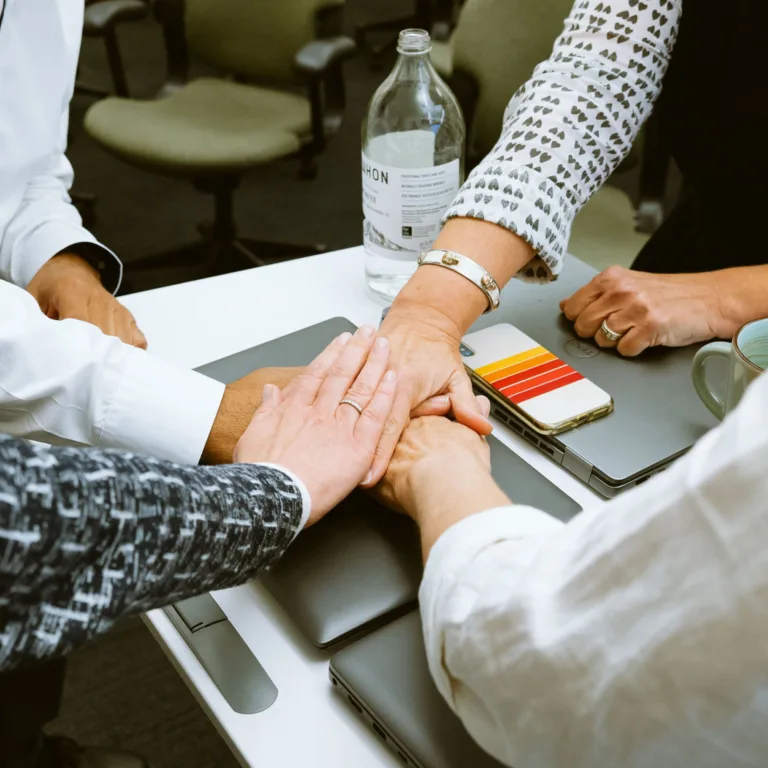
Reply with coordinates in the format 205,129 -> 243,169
560,266 -> 724,356
234,326 -> 397,526
28,253 -> 147,349
368,300 -> 492,484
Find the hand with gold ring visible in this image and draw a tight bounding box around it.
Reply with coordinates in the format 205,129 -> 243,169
560,266 -> 724,356
234,326 -> 397,527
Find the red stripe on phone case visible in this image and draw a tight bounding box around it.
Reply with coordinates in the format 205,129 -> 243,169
510,370 -> 584,404
492,358 -> 569,391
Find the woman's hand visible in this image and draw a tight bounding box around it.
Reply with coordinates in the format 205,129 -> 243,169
370,300 -> 492,484
560,266 -> 725,356
377,400 -> 510,560
234,326 -> 397,526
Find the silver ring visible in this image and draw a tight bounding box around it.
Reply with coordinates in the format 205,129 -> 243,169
339,398 -> 364,415
600,319 -> 625,343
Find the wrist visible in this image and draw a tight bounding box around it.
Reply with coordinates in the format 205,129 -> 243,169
709,268 -> 764,339
203,384 -> 248,464
28,253 -> 101,302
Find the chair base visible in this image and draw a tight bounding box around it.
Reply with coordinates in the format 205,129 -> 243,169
119,234 -> 327,294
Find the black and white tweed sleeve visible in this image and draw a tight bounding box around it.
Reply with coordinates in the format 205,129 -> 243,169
445,0 -> 681,282
0,435 -> 306,670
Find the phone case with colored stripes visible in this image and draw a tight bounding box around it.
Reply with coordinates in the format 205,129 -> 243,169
463,323 -> 613,435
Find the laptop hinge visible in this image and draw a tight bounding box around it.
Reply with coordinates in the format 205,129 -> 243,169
562,449 -> 594,484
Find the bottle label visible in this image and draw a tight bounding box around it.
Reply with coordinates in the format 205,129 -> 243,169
362,153 -> 460,261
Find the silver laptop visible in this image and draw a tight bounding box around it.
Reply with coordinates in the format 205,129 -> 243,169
197,318 -> 582,648
330,610 -> 503,768
465,256 -> 721,497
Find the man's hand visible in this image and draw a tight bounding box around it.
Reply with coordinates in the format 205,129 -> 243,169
560,266 -> 725,356
202,367 -> 303,464
368,298 -> 492,485
27,253 -> 147,349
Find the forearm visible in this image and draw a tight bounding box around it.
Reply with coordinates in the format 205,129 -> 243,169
411,460 -> 511,561
389,219 -> 534,338
0,436 -> 306,670
711,265 -> 768,337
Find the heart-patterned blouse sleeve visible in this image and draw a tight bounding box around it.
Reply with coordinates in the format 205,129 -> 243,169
443,0 -> 682,282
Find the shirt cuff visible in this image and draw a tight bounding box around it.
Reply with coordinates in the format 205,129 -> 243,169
59,241 -> 123,295
253,462 -> 312,535
420,504 -> 562,627
97,344 -> 225,465
15,219 -> 123,292
419,505 -> 562,709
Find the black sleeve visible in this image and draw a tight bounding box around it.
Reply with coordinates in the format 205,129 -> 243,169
0,435 -> 305,671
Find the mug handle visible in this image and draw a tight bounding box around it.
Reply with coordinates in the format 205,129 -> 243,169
692,342 -> 730,419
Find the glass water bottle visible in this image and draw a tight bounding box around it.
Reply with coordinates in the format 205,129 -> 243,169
362,28 -> 465,302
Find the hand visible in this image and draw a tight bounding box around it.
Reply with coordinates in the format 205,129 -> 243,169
202,367 -> 303,464
377,398 -> 510,560
234,326 -> 397,526
27,253 -> 147,349
377,403 -> 492,519
560,266 -> 723,356
368,300 -> 492,484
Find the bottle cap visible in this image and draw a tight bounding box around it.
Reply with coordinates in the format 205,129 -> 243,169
397,28 -> 431,55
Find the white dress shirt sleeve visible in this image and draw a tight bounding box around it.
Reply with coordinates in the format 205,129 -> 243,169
0,282 -> 224,465
444,0 -> 682,281
421,371 -> 768,768
0,107 -> 122,291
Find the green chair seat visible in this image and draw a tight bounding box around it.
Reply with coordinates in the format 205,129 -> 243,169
84,77 -> 310,176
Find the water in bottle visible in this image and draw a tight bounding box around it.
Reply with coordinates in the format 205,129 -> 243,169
362,28 -> 465,302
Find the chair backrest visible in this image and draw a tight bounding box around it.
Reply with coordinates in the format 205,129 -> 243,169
185,0 -> 345,82
451,0 -> 573,158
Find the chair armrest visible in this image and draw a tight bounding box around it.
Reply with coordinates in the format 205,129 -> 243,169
294,36 -> 356,78
83,0 -> 148,36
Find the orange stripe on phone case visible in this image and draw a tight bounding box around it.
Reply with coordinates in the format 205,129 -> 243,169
482,351 -> 557,383
475,346 -> 548,378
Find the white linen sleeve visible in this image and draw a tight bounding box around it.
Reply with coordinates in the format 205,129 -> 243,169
445,0 -> 682,281
0,282 -> 224,465
421,371 -> 768,768
0,107 -> 122,292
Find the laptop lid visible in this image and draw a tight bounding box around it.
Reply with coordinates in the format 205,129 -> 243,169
197,319 -> 581,648
468,257 -> 721,493
330,610 -> 504,768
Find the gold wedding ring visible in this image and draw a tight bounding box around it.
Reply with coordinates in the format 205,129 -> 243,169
339,398 -> 364,415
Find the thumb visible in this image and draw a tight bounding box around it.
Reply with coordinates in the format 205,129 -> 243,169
411,394 -> 451,418
449,371 -> 492,435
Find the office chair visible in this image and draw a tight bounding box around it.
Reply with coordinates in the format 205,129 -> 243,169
76,0 -> 149,99
430,0 -> 668,270
355,0 -> 458,65
83,0 -> 355,286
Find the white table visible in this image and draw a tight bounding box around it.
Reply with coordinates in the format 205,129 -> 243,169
121,246 -> 601,768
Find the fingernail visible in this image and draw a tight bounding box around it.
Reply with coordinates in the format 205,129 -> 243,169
262,384 -> 274,403
362,471 -> 373,486
338,332 -> 352,345
358,325 -> 376,338
375,337 -> 389,350
384,370 -> 396,382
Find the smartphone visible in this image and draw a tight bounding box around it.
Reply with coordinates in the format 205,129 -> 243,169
463,323 -> 613,435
